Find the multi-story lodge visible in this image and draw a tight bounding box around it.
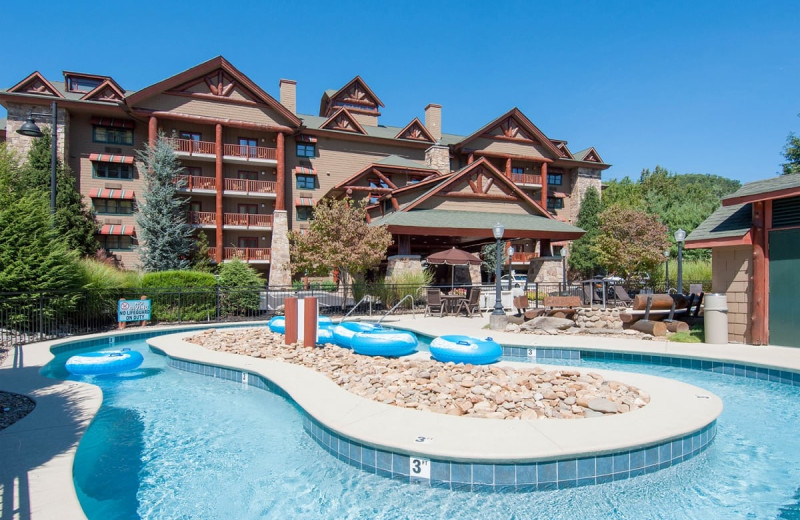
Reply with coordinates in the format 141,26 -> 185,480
1,56 -> 609,286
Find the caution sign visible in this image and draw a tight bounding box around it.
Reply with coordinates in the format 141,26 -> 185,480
118,299 -> 151,322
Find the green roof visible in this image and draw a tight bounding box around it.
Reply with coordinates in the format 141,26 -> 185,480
369,209 -> 584,235
685,203 -> 751,243
723,174 -> 800,202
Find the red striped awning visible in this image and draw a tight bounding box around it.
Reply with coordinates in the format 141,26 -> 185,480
89,153 -> 134,164
99,224 -> 136,236
295,197 -> 316,206
90,117 -> 135,129
89,188 -> 135,200
295,135 -> 318,143
293,166 -> 317,175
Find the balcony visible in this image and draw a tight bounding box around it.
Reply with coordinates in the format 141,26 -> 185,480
209,247 -> 271,263
189,211 -> 273,229
511,252 -> 539,265
177,175 -> 216,192
223,178 -> 277,197
167,138 -> 277,165
508,172 -> 542,188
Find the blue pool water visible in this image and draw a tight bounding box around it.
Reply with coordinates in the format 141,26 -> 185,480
46,332 -> 800,519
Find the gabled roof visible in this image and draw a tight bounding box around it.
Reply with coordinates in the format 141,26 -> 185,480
125,56 -> 301,127
455,107 -> 564,159
402,157 -> 550,217
685,203 -> 752,248
551,140 -> 573,159
722,174 -> 800,206
333,157 -> 439,191
319,75 -> 384,117
572,147 -> 604,163
81,79 -> 126,102
319,107 -> 367,135
394,117 -> 436,142
8,71 -> 65,98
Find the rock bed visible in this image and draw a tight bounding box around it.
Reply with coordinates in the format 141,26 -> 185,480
187,329 -> 650,420
0,391 -> 36,431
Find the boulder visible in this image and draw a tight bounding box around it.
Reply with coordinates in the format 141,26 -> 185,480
521,316 -> 575,331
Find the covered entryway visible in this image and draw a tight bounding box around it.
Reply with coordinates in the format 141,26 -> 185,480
769,228 -> 800,347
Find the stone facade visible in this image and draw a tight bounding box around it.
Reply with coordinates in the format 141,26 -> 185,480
268,210 -> 291,287
385,255 -> 423,279
6,102 -> 69,162
568,167 -> 602,223
424,143 -> 450,174
711,245 -> 751,344
573,307 -> 624,329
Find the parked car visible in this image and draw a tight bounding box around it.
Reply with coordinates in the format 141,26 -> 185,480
500,274 -> 528,286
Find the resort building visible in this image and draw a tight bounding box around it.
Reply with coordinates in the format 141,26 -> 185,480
686,175 -> 800,347
0,56 -> 609,286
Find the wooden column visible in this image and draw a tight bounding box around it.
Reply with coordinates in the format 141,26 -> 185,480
751,200 -> 767,345
468,152 -> 474,164
505,157 -> 512,177
540,162 -> 548,209
398,234 -> 411,255
215,123 -> 223,264
148,116 -> 158,147
276,132 -> 285,211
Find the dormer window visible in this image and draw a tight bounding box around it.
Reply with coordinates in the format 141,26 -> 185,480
67,76 -> 103,93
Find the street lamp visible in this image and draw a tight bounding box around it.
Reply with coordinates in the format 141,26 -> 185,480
492,222 -> 505,316
674,229 -> 686,295
663,249 -> 670,292
507,245 -> 514,290
16,100 -> 58,213
560,247 -> 567,295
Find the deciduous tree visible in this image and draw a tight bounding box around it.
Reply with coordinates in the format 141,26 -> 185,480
591,206 -> 669,278
782,132 -> 800,175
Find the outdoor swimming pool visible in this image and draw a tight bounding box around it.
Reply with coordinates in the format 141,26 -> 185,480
45,330 -> 800,519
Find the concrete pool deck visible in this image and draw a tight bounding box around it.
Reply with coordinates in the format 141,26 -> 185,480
2,315 -> 800,518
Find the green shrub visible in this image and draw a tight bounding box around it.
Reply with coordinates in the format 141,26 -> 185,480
141,270 -> 217,322
217,260 -> 264,316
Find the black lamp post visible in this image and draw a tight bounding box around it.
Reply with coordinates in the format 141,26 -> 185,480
507,245 -> 514,290
16,100 -> 58,213
664,249 -> 670,292
674,229 -> 686,295
492,222 -> 505,316
561,247 -> 567,295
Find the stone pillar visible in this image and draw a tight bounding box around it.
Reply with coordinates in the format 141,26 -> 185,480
279,79 -> 297,114
425,143 -> 450,174
569,168 -> 602,222
385,255 -> 423,280
541,162 -> 548,209
276,132 -> 285,211
269,210 -> 292,288
5,102 -> 69,161
469,264 -> 482,286
215,123 -> 223,264
424,103 -> 441,142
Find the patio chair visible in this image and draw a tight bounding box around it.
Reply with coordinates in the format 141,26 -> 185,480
424,288 -> 445,317
457,288 -> 482,317
612,286 -> 634,307
582,284 -> 604,306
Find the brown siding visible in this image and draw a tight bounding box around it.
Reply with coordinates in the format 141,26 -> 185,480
421,197 -> 530,214
712,245 -> 752,344
469,137 -> 550,158
138,94 -> 287,127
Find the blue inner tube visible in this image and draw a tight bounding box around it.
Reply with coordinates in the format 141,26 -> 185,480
65,349 -> 144,376
429,335 -> 502,365
332,322 -> 379,349
351,328 -> 418,357
268,316 -> 286,334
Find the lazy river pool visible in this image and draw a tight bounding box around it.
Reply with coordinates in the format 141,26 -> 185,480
44,329 -> 800,519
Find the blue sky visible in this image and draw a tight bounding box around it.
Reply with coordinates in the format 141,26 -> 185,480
2,0 -> 798,184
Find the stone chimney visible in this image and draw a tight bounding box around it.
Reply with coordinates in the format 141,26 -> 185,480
424,103 -> 442,142
279,79 -> 297,114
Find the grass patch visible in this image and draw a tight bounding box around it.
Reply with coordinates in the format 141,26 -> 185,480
669,324 -> 705,343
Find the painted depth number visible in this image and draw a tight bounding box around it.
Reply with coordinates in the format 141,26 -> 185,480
409,457 -> 431,479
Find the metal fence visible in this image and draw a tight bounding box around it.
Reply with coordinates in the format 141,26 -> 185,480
0,279 -> 711,348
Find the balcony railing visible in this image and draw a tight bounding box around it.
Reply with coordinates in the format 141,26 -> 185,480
177,175 -> 216,190
209,247 -> 271,262
223,143 -> 277,161
189,212 -> 273,228
511,252 -> 539,263
168,138 -> 216,155
224,178 -> 277,194
509,172 -> 542,185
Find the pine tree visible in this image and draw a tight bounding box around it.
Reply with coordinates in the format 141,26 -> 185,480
568,186 -> 603,278
782,133 -> 800,175
135,135 -> 194,272
20,130 -> 98,256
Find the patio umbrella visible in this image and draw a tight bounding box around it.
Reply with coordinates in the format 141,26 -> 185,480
426,247 -> 482,288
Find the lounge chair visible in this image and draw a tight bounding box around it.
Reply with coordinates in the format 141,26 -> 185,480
424,288 -> 445,317
457,288 -> 482,317
582,283 -> 604,306
612,286 -> 633,307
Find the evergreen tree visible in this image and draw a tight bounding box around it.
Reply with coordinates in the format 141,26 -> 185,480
782,132 -> 800,175
190,230 -> 216,273
568,186 -> 603,278
135,135 -> 194,272
20,130 -> 98,256
217,259 -> 264,315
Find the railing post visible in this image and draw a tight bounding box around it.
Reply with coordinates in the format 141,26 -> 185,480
534,283 -> 539,309
39,294 -> 44,339
178,288 -> 182,323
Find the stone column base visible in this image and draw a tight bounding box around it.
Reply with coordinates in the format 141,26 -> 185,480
489,313 -> 508,330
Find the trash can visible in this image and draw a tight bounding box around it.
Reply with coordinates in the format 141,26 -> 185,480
704,293 -> 729,344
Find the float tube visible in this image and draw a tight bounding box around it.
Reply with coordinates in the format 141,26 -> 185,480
351,327 -> 418,357
332,322 -> 378,349
429,335 -> 502,365
65,348 -> 144,376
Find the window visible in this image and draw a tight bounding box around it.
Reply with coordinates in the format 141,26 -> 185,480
548,173 -> 563,186
238,204 -> 258,214
186,166 -> 202,176
511,167 -> 524,175
297,206 -> 313,221
547,197 -> 564,212
238,237 -> 258,248
180,131 -> 201,141
94,199 -> 134,215
93,126 -> 133,146
296,143 -> 316,157
189,201 -> 202,213
239,137 -> 257,157
296,174 -> 316,189
100,235 -> 135,250
68,77 -> 102,92
238,170 -> 258,180
94,162 -> 133,180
